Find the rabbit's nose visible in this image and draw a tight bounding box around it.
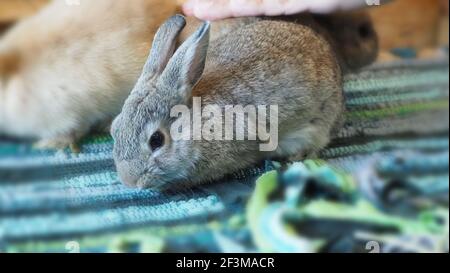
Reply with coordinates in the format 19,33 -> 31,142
116,160 -> 141,188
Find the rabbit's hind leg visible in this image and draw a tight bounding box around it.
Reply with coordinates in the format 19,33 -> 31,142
276,124 -> 331,162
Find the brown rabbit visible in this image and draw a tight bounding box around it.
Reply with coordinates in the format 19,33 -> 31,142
312,11 -> 379,71
0,0 -> 178,148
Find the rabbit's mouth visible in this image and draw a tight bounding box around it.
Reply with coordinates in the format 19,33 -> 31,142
116,158 -> 193,190
115,160 -> 157,189
135,174 -> 169,190
135,170 -> 196,192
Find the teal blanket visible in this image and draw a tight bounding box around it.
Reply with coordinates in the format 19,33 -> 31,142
0,59 -> 448,253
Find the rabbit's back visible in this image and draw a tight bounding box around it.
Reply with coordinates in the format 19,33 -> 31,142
192,18 -> 344,162
197,18 -> 343,131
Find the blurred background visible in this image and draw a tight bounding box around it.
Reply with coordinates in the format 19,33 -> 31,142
1,0 -> 448,54
0,0 -> 448,253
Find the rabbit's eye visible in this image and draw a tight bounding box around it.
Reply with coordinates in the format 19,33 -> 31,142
149,131 -> 165,152
358,23 -> 372,39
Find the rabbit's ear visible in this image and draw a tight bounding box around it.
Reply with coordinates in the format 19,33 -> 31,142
143,15 -> 187,79
160,22 -> 210,100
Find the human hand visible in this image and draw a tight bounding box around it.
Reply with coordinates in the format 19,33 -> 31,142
182,0 -> 373,21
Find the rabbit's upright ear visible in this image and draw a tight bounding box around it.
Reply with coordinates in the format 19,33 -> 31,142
160,22 -> 210,100
142,15 -> 187,79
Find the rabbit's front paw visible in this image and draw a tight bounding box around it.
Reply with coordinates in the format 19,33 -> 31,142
34,133 -> 83,153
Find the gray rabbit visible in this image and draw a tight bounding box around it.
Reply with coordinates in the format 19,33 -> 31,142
111,13 -> 378,190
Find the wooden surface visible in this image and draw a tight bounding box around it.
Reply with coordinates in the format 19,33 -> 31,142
369,0 -> 446,49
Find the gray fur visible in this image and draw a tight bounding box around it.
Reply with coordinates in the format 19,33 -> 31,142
111,13 -> 378,190
144,14 -> 187,80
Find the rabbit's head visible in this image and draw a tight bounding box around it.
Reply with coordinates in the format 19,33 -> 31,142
111,15 -> 210,190
314,11 -> 379,70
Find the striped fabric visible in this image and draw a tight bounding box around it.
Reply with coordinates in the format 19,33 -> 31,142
0,58 -> 448,253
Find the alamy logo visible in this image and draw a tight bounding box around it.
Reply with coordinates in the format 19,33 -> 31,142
365,0 -> 382,6
170,97 -> 279,152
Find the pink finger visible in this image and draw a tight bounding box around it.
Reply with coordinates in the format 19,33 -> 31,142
308,0 -> 367,13
182,0 -> 195,16
193,0 -> 235,21
228,0 -> 265,17
262,0 -> 310,16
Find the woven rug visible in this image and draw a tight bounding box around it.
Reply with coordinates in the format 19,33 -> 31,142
0,58 -> 448,253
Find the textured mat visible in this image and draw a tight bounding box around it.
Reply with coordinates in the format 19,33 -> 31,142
0,58 -> 448,253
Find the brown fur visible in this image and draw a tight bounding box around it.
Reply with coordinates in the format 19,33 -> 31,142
0,0 -> 178,146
